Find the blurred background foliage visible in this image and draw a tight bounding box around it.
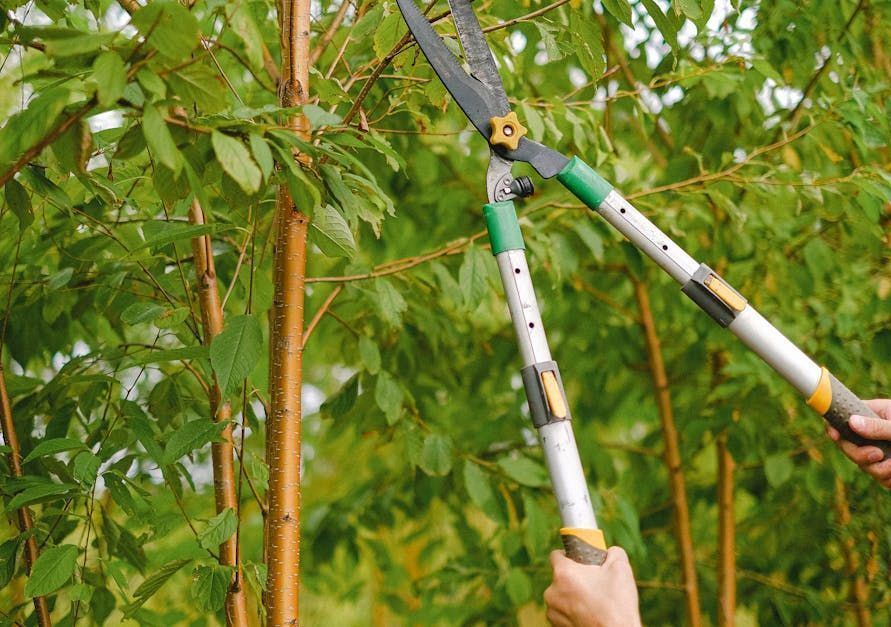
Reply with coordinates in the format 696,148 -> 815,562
1,0 -> 890,624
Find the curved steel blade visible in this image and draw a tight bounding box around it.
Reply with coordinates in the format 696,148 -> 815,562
395,0 -> 499,138
396,0 -> 569,179
447,0 -> 509,116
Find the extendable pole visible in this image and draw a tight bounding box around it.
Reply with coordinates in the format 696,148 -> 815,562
484,200 -> 607,565
557,157 -> 890,457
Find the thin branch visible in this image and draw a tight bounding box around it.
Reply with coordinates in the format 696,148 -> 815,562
310,0 -> 352,66
302,285 -> 342,347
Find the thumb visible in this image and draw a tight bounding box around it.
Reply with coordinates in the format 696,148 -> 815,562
850,414 -> 891,441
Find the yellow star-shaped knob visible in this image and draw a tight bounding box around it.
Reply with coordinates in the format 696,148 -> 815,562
489,111 -> 528,151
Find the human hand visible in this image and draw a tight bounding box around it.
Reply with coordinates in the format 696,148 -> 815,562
826,399 -> 891,488
544,547 -> 642,627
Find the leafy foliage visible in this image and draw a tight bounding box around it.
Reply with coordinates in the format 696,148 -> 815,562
1,0 -> 890,624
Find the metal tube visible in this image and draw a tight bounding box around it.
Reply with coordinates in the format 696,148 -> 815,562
728,306 -> 823,396
598,190 -> 822,397
495,249 -> 599,529
599,191 -> 700,284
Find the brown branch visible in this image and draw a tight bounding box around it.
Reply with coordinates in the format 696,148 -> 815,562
627,122 -> 818,200
480,0 -> 571,33
633,279 -> 701,627
0,99 -> 94,189
0,367 -> 52,627
302,285 -> 342,348
310,0 -> 352,66
716,430 -> 735,627
188,199 -> 249,626
265,0 -> 311,623
834,477 -> 872,627
783,0 -> 866,131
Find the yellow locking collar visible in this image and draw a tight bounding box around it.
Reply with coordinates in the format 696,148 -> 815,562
489,111 -> 527,151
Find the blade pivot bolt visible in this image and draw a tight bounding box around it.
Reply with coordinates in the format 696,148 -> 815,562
510,176 -> 534,197
489,111 -> 528,151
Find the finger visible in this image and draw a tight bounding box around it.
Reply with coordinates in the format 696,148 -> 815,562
863,458 -> 891,482
826,425 -> 840,442
604,546 -> 629,566
549,550 -> 568,571
865,399 -> 891,421
849,415 -> 891,441
546,607 -> 572,627
837,438 -> 885,465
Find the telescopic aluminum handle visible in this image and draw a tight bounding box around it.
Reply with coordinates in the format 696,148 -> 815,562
484,200 -> 607,565
556,156 -> 890,460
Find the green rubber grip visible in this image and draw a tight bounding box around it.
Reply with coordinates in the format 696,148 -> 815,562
483,200 -> 525,255
561,528 -> 608,565
556,156 -> 613,210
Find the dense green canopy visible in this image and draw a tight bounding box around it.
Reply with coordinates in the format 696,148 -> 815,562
1,0 -> 890,624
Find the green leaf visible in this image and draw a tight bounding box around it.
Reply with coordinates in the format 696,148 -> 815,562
197,508 -> 238,551
373,279 -> 407,328
44,32 -> 116,57
142,104 -> 181,173
311,204 -> 356,258
320,374 -> 359,419
358,336 -> 381,374
419,434 -> 453,477
212,131 -> 261,194
121,302 -> 167,326
498,456 -> 549,487
572,222 -> 604,262
126,559 -> 191,614
167,64 -> 226,113
227,3 -> 264,69
373,11 -> 406,59
22,437 -> 86,464
72,451 -> 102,486
522,494 -> 551,556
505,568 -> 532,605
162,419 -> 226,465
138,221 -> 216,251
131,0 -> 200,62
190,564 -> 232,612
93,52 -> 127,107
249,134 -> 274,181
210,314 -> 263,396
765,453 -> 794,487
640,0 -> 680,55
570,13 -> 605,80
128,345 -> 208,366
675,0 -> 702,21
464,461 -> 501,522
375,371 -> 404,425
5,483 -> 76,511
24,544 -> 78,597
601,0 -> 634,27
459,245 -> 490,310
5,179 -> 33,229
47,267 -> 74,289
0,537 -> 21,589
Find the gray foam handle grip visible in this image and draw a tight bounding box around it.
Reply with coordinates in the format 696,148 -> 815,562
561,531 -> 608,566
822,373 -> 891,459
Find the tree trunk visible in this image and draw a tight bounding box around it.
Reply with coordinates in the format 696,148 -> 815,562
188,199 -> 249,626
0,364 -> 52,626
265,0 -> 311,623
835,478 -> 872,627
633,280 -> 701,627
716,430 -> 735,627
